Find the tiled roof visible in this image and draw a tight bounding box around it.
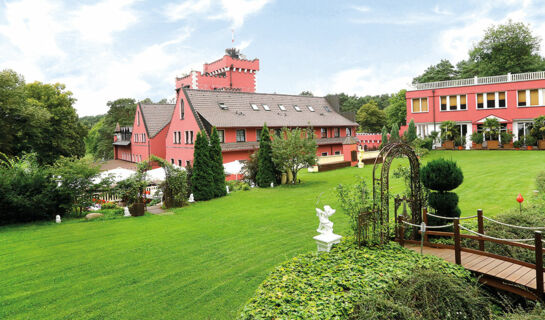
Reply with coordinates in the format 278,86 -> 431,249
184,89 -> 358,128
316,137 -> 359,145
221,141 -> 259,152
113,140 -> 131,146
140,104 -> 175,138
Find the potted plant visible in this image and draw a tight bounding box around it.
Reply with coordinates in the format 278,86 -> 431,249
454,136 -> 465,150
525,135 -> 537,150
471,132 -> 483,149
482,118 -> 501,150
500,130 -> 514,149
513,140 -> 522,150
440,121 -> 458,150
532,115 -> 545,149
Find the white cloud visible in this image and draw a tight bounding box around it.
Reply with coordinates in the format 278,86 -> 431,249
212,0 -> 272,28
164,0 -> 211,21
353,5 -> 370,13
70,0 -> 139,44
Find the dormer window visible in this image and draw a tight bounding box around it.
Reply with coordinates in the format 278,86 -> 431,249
294,105 -> 301,112
219,103 -> 228,110
307,106 -> 315,112
278,104 -> 286,111
262,104 -> 270,111
251,103 -> 259,111
323,106 -> 331,112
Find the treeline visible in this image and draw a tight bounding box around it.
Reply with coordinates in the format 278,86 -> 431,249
413,21 -> 545,83
0,70 -> 86,164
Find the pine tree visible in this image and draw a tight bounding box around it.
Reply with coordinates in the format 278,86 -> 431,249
380,126 -> 389,149
191,131 -> 214,200
256,123 -> 276,187
390,123 -> 400,142
406,119 -> 417,143
210,127 -> 226,197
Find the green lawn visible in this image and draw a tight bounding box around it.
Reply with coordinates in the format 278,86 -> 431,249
1,151 -> 544,319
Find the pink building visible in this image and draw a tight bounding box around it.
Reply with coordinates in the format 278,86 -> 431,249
113,49 -> 358,168
406,71 -> 545,148
356,133 -> 382,150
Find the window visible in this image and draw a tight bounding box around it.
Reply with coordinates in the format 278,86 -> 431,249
275,129 -> 281,137
180,99 -> 185,119
346,127 -> 352,136
487,92 -> 495,108
477,94 -> 484,109
449,95 -> 457,111
171,158 -> 174,164
186,160 -> 191,167
178,160 -> 182,167
498,92 -> 506,108
411,98 -> 428,112
441,95 -> 467,111
278,104 -> 286,111
250,103 -> 259,111
137,110 -> 140,126
518,89 -> 544,107
321,128 -> 328,138
334,128 -> 340,138
308,106 -> 315,112
517,122 -> 533,140
476,92 -> 507,109
218,130 -> 225,143
185,131 -> 194,144
219,102 -> 228,110
294,105 -> 301,112
321,152 -> 328,156
440,96 -> 447,111
236,129 -> 246,142
256,129 -> 262,141
460,95 -> 467,110
334,151 -> 341,155
262,104 -> 270,111
323,106 -> 331,112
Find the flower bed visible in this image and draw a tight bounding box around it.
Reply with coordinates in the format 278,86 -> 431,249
238,240 -> 470,319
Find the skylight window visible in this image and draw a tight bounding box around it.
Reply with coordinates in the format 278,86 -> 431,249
218,103 -> 228,110
262,104 -> 270,111
323,105 -> 331,112
307,106 -> 315,112
278,104 -> 286,111
251,103 -> 259,111
294,105 -> 301,112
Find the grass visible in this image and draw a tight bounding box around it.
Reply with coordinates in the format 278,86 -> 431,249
0,151 -> 544,319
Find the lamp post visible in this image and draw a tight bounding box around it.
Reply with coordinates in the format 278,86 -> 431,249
517,193 -> 524,214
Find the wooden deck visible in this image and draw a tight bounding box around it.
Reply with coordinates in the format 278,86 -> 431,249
405,244 -> 545,298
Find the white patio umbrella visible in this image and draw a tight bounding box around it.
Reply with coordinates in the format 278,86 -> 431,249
145,167 -> 167,183
223,160 -> 244,180
93,167 -> 136,184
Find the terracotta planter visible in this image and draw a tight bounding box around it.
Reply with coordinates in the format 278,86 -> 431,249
129,202 -> 145,216
457,146 -> 463,150
515,147 -> 520,150
487,140 -> 499,150
473,143 -> 482,150
503,142 -> 513,149
527,146 -> 533,150
539,140 -> 545,150
443,140 -> 454,150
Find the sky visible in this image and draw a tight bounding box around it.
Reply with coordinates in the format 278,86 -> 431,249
1,0 -> 545,116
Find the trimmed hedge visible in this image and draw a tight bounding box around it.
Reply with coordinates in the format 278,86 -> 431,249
238,241 -> 470,319
420,159 -> 463,192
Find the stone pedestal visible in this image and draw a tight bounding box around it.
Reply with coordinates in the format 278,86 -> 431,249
313,233 -> 342,253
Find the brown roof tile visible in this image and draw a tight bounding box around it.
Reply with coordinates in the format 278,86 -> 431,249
140,104 -> 175,138
184,89 -> 358,128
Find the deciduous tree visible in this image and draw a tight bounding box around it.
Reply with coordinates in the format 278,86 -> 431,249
271,127 -> 317,184
356,101 -> 387,133
385,89 -> 407,130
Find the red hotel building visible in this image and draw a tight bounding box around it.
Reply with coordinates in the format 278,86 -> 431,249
113,49 -> 358,166
406,71 -> 545,148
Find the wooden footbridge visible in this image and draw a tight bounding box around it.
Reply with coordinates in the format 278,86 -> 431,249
397,209 -> 545,300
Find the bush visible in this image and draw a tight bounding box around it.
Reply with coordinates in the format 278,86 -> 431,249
242,152 -> 258,185
0,153 -> 71,224
428,192 -> 459,215
352,268 -> 492,320
513,140 -> 523,148
226,180 -> 251,192
536,171 -> 545,194
525,135 -> 537,146
336,178 -> 372,233
101,201 -> 118,210
500,304 -> 545,320
471,132 -> 484,144
420,159 -> 463,192
238,241 -> 470,319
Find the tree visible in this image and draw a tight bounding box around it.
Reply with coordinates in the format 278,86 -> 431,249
461,21 -> 545,77
299,91 -> 314,96
380,126 -> 389,149
385,89 -> 407,130
412,60 -> 457,84
146,155 -> 188,208
406,120 -> 417,143
255,123 -> 276,187
191,131 -> 214,200
389,123 -> 400,142
332,93 -> 393,113
209,127 -> 226,197
356,100 -> 387,133
79,114 -> 105,130
25,81 -> 87,164
271,127 -> 317,184
94,98 -> 136,160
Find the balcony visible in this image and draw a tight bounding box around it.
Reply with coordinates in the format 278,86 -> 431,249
410,71 -> 545,91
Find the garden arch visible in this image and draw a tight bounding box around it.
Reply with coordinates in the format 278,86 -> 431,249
371,142 -> 422,244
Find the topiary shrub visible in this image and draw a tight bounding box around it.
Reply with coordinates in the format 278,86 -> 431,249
421,159 -> 463,223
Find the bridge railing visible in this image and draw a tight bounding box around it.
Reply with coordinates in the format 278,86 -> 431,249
397,208 -> 545,300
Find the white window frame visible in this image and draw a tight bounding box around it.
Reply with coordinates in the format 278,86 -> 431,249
278,104 -> 286,111
440,95 -> 468,112
516,89 -> 544,107
262,104 -> 270,111
250,103 -> 259,111
307,106 -> 315,112
476,92 -> 507,110
294,105 -> 301,112
411,97 -> 429,113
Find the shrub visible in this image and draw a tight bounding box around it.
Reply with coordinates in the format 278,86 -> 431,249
440,121 -> 458,142
501,130 -> 514,144
513,140 -> 523,148
406,120 -> 417,143
380,126 -> 389,149
420,159 -> 463,192
536,171 -> 545,194
390,123 -> 400,142
0,153 -> 71,224
471,132 -> 484,144
256,123 -> 276,187
238,241 -> 470,319
428,192 -> 460,217
101,202 -> 118,210
525,135 -> 537,146
192,131 -> 214,201
210,127 -> 227,197
242,151 -> 258,185
336,178 -> 372,233
531,115 -> 545,140
352,268 -> 492,320
226,180 -> 251,192
501,304 -> 545,320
